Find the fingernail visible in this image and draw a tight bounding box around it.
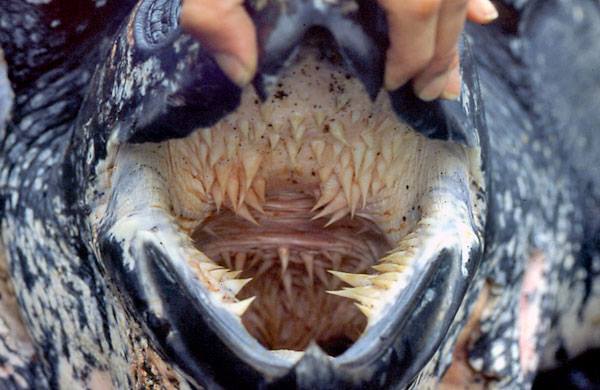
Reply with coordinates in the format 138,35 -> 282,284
440,90 -> 460,100
415,71 -> 449,102
214,52 -> 254,86
482,0 -> 498,21
384,69 -> 409,91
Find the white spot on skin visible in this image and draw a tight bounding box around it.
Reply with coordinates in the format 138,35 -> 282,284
563,254 -> 574,270
573,6 -> 584,23
493,355 -> 507,373
491,342 -> 504,357
518,251 -> 545,374
470,357 -> 484,371
88,370 -> 114,390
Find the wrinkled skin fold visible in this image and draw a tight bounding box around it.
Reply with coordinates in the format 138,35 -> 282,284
0,0 -> 599,389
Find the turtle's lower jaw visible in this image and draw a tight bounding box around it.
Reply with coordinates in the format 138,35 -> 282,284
92,48 -> 485,388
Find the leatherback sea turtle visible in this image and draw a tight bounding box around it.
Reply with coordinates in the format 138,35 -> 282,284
0,0 -> 599,388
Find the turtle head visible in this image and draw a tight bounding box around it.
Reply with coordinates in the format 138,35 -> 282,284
73,0 -> 487,387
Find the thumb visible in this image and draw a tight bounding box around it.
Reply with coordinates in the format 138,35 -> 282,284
181,0 -> 258,86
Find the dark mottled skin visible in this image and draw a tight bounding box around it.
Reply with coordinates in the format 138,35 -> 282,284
0,0 -> 599,388
465,1 -> 600,385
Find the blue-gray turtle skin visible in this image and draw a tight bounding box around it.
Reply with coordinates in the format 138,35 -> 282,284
0,0 -> 599,389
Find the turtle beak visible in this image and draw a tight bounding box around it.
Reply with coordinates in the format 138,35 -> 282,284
99,232 -> 291,387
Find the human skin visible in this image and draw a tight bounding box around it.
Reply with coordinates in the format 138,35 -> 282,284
180,0 -> 498,100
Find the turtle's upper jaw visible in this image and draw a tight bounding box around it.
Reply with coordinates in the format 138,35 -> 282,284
91,44 -> 485,388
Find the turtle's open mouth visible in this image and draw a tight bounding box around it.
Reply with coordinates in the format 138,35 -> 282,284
90,31 -> 486,388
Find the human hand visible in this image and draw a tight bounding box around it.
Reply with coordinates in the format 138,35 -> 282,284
381,0 -> 498,100
180,0 -> 257,87
180,0 -> 497,100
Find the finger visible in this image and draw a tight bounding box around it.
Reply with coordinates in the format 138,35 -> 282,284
467,0 -> 499,24
380,0 -> 442,90
440,53 -> 461,99
180,0 -> 257,86
413,0 -> 468,100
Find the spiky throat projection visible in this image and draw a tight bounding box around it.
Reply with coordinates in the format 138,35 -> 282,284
92,40 -> 485,379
